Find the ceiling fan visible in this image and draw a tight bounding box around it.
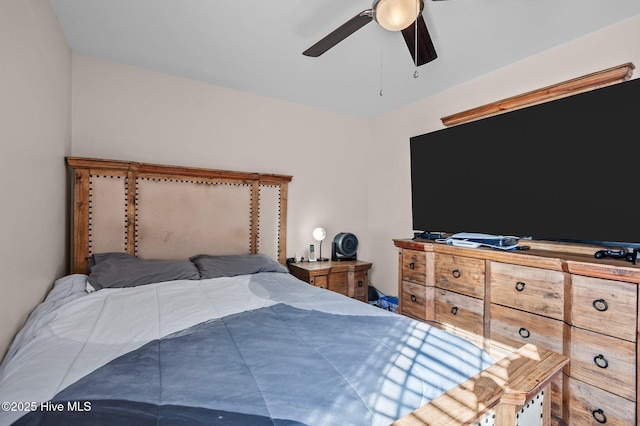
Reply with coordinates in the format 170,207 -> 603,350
303,0 -> 437,66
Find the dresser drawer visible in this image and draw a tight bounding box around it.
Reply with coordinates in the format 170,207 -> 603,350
490,304 -> 564,354
402,281 -> 428,320
435,288 -> 484,337
569,326 -> 636,401
402,249 -> 427,284
571,275 -> 637,342
434,254 -> 485,298
490,262 -> 564,320
568,377 -> 636,426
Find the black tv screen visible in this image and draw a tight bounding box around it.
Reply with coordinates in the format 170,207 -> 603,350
410,77 -> 640,249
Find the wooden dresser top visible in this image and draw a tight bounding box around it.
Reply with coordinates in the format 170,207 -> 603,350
393,238 -> 640,284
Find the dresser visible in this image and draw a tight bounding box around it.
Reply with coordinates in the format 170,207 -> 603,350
288,260 -> 371,302
394,238 -> 640,426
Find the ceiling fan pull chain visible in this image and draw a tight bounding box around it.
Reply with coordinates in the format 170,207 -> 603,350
413,1 -> 419,78
379,47 -> 384,96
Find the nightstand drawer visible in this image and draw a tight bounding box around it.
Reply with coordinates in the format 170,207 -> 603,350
402,281 -> 427,320
288,260 -> 372,302
571,275 -> 637,342
312,274 -> 328,289
568,377 -> 636,426
435,254 -> 485,298
328,271 -> 348,296
402,249 -> 427,284
490,304 -> 564,354
435,288 -> 483,337
490,262 -> 564,320
352,270 -> 367,301
569,326 -> 636,401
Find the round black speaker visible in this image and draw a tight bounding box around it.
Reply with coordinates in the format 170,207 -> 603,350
332,232 -> 358,260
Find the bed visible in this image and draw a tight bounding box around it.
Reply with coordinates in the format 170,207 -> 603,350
0,157 -> 567,426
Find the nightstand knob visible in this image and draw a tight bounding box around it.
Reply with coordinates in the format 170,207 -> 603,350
451,269 -> 461,278
410,295 -> 417,303
357,280 -> 363,287
450,306 -> 458,315
409,262 -> 415,270
515,281 -> 526,292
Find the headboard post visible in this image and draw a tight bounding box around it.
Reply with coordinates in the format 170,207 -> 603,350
71,168 -> 91,274
66,157 -> 292,273
250,180 -> 259,256
125,169 -> 136,256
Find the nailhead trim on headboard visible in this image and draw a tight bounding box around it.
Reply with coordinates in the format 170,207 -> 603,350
67,157 -> 292,274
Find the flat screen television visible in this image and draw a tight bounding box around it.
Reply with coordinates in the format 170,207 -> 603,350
410,76 -> 640,250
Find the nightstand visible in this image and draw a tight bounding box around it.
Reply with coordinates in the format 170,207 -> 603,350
289,260 -> 372,302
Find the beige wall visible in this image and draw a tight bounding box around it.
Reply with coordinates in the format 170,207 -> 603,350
71,55 -> 373,267
0,0 -> 71,358
367,15 -> 640,296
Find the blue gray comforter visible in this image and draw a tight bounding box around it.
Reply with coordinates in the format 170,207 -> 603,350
0,272 -> 493,425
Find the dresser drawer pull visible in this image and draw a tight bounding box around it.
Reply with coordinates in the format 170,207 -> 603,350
592,408 -> 607,424
357,280 -> 363,287
451,269 -> 461,278
518,327 -> 530,339
515,281 -> 526,291
409,262 -> 415,270
410,295 -> 417,303
450,306 -> 458,315
593,354 -> 609,369
592,299 -> 608,312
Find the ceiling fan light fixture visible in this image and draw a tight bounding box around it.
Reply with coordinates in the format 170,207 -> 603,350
373,0 -> 423,31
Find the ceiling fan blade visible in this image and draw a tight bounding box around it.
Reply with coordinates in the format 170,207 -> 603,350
303,10 -> 373,57
401,15 -> 437,66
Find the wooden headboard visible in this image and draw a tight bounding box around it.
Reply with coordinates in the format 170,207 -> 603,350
66,157 -> 292,274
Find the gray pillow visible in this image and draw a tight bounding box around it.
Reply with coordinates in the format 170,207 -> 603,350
87,252 -> 200,291
189,253 -> 288,279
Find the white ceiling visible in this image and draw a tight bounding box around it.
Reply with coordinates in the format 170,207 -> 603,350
50,0 -> 640,119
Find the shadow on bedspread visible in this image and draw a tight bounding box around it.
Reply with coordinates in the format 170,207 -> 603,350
14,304 -> 492,426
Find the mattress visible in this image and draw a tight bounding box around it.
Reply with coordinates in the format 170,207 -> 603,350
0,270 -> 494,425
